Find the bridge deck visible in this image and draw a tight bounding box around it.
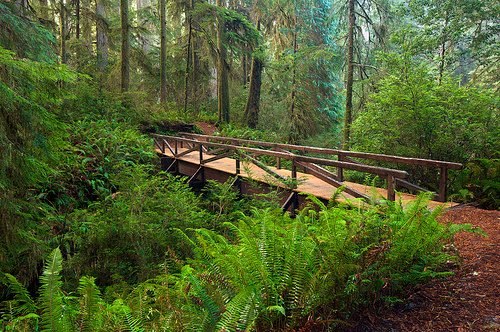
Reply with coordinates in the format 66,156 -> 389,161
157,147 -> 456,209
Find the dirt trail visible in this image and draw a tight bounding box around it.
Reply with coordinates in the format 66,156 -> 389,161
348,206 -> 499,331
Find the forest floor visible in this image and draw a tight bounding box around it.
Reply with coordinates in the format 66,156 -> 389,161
346,205 -> 499,332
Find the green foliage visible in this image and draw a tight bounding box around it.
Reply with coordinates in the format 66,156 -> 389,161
76,276 -> 103,331
192,3 -> 260,55
351,48 -> 499,192
0,3 -> 56,62
0,273 -> 39,330
63,165 -> 213,285
39,119 -> 154,210
38,248 -> 69,332
149,194 -> 472,330
0,45 -> 80,287
452,158 -> 500,209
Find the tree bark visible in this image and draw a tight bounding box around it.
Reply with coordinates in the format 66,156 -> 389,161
39,0 -> 49,21
438,11 -> 449,85
191,35 -> 200,113
242,52 -> 247,85
96,0 -> 108,71
244,56 -> 263,128
183,0 -> 193,112
159,0 -> 167,102
120,0 -> 130,92
216,0 -> 230,123
342,0 -> 355,149
288,22 -> 298,143
75,0 -> 80,39
60,0 -> 67,63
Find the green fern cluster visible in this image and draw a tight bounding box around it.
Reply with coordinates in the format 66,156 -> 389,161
1,248 -> 146,332
1,195 -> 478,331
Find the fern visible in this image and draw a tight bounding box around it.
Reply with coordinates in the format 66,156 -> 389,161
77,276 -> 103,332
38,247 -> 69,332
0,273 -> 39,330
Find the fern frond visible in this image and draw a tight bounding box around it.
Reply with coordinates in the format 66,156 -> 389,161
1,273 -> 37,316
38,247 -> 69,332
77,276 -> 103,332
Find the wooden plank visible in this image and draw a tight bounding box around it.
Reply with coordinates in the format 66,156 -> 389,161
395,178 -> 433,194
297,161 -> 369,200
201,151 -> 232,165
188,166 -> 204,183
154,139 -> 164,153
175,146 -> 198,158
294,155 -> 408,178
240,153 -> 289,183
164,140 -> 176,156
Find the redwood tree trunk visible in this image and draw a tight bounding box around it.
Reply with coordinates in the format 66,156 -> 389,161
288,22 -> 298,143
244,56 -> 263,128
183,0 -> 193,112
216,0 -> 230,123
96,0 -> 108,70
60,0 -> 67,63
160,0 -> 167,102
342,0 -> 355,149
75,0 -> 80,39
120,0 -> 130,92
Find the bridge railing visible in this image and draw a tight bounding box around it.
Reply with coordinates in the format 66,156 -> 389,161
178,133 -> 462,202
152,133 -> 410,201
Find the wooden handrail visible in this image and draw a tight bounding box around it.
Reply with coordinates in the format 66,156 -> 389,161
180,132 -> 462,170
151,134 -> 408,179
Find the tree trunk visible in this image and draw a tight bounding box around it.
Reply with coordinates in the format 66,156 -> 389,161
39,0 -> 49,21
438,11 -> 449,85
244,56 -> 263,128
60,0 -> 67,63
183,0 -> 193,112
81,0 -> 92,53
120,0 -> 130,92
96,0 -> 108,71
160,0 -> 167,102
288,23 -> 298,143
342,0 -> 355,149
15,0 -> 29,12
136,0 -> 151,53
191,35 -> 200,113
75,0 -> 80,39
242,52 -> 247,85
216,0 -> 230,123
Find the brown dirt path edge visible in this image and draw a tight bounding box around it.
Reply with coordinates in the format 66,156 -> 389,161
345,206 -> 500,332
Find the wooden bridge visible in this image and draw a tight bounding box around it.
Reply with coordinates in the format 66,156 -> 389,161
153,133 -> 462,212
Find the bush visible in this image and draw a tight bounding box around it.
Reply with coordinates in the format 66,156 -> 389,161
63,165 -> 213,286
351,51 -> 499,196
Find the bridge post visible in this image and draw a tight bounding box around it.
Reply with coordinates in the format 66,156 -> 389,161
235,158 -> 240,175
438,166 -> 448,202
338,154 -> 344,182
291,160 -> 299,215
387,175 -> 396,201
